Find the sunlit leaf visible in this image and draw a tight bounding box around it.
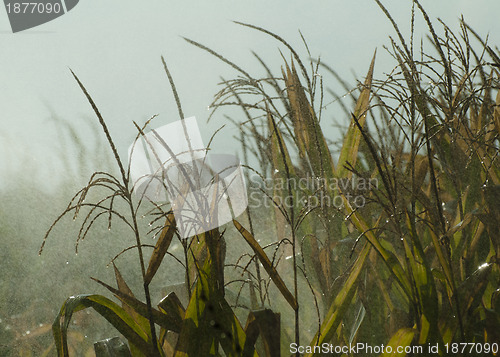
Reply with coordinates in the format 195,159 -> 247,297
336,51 -> 376,179
145,213 -> 176,285
283,59 -> 335,179
52,294 -> 154,357
381,328 -> 416,357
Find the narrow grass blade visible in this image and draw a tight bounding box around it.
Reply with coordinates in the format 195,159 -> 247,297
348,304 -> 366,344
308,235 -> 328,297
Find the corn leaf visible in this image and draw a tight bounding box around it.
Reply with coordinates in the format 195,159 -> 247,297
145,213 -> 176,285
187,233 -> 208,290
52,294 -> 154,357
114,264 -> 150,356
268,106 -> 294,238
91,277 -> 182,333
243,309 -> 280,357
381,328 -> 416,357
158,292 -> 185,325
403,211 -> 439,344
283,60 -> 335,179
306,242 -> 371,356
343,200 -> 412,297
175,250 -> 255,357
336,51 -> 376,179
233,219 -> 298,310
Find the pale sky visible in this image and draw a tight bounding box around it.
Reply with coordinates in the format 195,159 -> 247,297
1,0 -> 499,190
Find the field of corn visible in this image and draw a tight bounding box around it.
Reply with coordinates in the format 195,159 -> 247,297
1,1 -> 499,356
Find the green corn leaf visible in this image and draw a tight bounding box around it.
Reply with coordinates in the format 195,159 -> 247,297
187,233 -> 208,290
336,51 -> 376,179
52,294 -> 154,357
403,211 -> 439,344
113,264 -> 150,356
91,277 -> 183,333
157,292 -> 185,355
381,328 -> 416,357
158,292 -> 185,326
174,249 -> 255,357
305,242 -> 371,356
173,258 -> 220,356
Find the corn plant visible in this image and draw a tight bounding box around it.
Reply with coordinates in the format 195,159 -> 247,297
188,1 -> 499,355
40,1 -> 499,356
40,59 -> 283,356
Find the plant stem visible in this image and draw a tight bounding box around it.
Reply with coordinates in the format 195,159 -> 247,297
128,198 -> 161,356
71,71 -> 161,356
269,112 -> 300,354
